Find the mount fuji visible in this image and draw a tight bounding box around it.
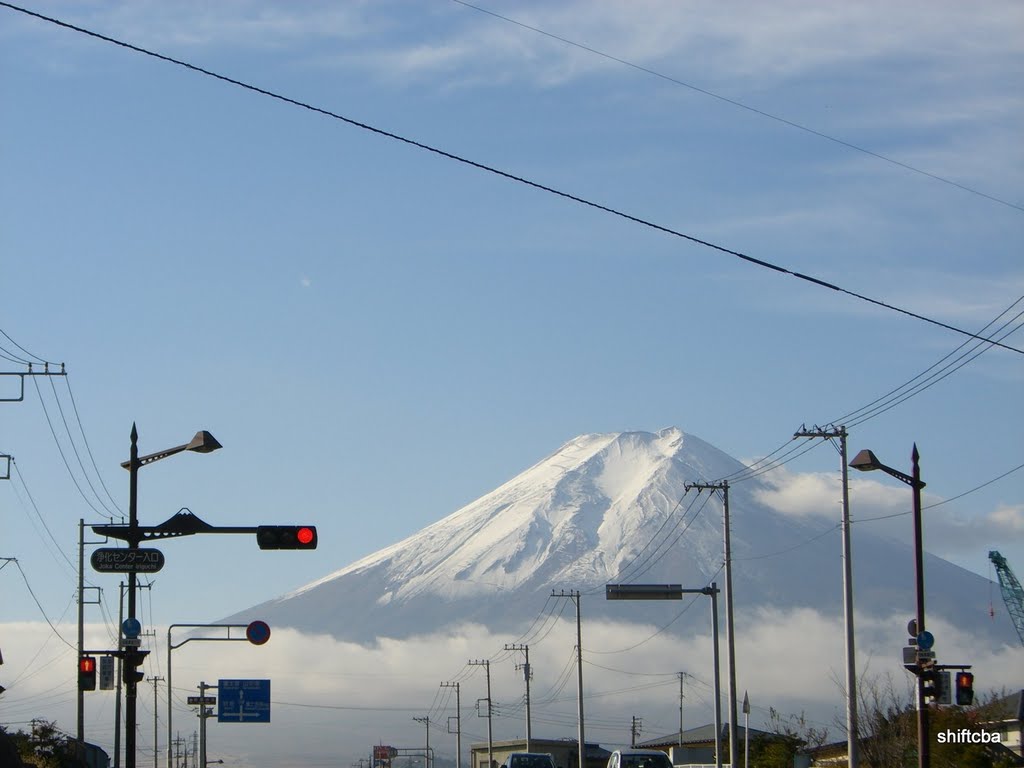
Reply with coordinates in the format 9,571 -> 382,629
225,428 -> 1017,649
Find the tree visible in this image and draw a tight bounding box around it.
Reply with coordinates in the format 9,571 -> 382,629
753,706 -> 829,768
4,720 -> 89,768
854,673 -> 1018,768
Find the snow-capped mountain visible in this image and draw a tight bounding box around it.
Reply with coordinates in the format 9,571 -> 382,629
225,428 -> 1017,647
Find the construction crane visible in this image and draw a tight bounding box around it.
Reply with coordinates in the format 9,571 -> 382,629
989,551 -> 1024,646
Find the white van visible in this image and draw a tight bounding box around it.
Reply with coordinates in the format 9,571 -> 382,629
501,753 -> 556,768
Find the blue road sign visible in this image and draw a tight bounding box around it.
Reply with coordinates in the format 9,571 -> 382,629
217,679 -> 270,723
246,620 -> 271,646
917,630 -> 935,651
121,618 -> 142,639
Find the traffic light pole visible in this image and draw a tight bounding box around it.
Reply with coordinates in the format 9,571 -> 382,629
126,426 -> 141,768
911,447 -> 928,768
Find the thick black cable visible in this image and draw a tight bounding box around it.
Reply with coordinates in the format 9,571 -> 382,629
451,0 -> 1024,215
2,1 -> 1021,355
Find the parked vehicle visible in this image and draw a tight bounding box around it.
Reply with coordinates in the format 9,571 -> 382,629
606,749 -> 673,768
501,752 -> 556,768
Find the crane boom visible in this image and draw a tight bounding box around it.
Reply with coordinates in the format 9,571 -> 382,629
989,551 -> 1024,646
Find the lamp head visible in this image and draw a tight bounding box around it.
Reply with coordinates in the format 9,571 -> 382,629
186,431 -> 222,454
849,449 -> 881,472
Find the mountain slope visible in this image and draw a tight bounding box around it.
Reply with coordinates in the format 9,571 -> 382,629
226,428 -> 1017,647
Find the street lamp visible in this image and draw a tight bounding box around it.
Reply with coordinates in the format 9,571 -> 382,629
122,424 -> 220,768
850,445 -> 928,768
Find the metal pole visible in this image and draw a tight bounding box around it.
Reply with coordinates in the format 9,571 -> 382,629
198,682 -> 207,768
721,483 -> 738,768
414,717 -> 429,768
126,424 -> 140,768
151,676 -> 164,768
117,582 -> 125,768
574,592 -> 585,768
469,660 -> 492,768
796,425 -> 859,768
505,644 -> 533,752
912,445 -> 928,768
167,629 -> 173,768
455,683 -> 462,768
709,584 -> 722,768
524,647 -> 532,753
77,519 -> 85,745
678,673 -> 684,747
486,663 -> 492,768
839,428 -> 859,768
743,693 -> 749,768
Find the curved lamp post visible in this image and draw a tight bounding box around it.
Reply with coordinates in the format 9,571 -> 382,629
850,445 -> 927,768
121,425 -> 220,768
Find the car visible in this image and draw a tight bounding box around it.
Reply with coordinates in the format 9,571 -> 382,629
606,749 -> 673,768
500,752 -> 557,768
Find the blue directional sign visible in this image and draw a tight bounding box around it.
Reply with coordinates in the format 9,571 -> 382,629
217,679 -> 270,723
121,618 -> 142,639
917,630 -> 935,651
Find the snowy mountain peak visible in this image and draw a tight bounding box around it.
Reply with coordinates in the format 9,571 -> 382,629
275,429 -> 742,606
229,428 -> 1018,649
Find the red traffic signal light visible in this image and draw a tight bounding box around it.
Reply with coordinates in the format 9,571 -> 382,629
257,525 -> 318,550
955,671 -> 974,706
79,656 -> 97,691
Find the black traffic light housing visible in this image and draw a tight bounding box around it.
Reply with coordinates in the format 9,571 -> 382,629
920,662 -> 937,701
956,671 -> 975,706
257,525 -> 317,550
123,649 -> 150,685
79,656 -> 97,691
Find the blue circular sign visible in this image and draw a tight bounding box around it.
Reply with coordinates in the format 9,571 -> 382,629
122,618 -> 142,639
916,630 -> 935,650
246,620 -> 271,646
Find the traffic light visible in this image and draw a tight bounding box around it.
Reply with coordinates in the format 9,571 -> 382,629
919,662 -> 937,701
79,656 -> 97,691
123,649 -> 150,685
256,525 -> 317,550
956,671 -> 974,706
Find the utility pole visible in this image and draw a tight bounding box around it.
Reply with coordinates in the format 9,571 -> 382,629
469,660 -> 492,768
630,716 -> 642,747
795,424 -> 859,768
413,716 -> 430,768
685,483 -> 737,768
678,672 -> 685,747
149,676 -> 164,768
553,589 -> 584,768
76,520 -> 104,747
504,643 -> 533,751
441,682 -> 461,768
198,682 -> 213,768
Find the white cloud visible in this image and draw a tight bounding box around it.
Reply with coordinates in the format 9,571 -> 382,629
754,466 -> 843,519
7,612 -> 1019,767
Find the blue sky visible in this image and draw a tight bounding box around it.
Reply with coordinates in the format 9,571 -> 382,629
1,0 -> 1022,757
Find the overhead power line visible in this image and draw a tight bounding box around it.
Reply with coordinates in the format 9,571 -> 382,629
451,0 -> 1024,214
2,2 -> 1021,356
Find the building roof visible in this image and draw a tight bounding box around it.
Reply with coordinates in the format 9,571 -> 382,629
636,723 -> 777,749
469,738 -> 611,760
